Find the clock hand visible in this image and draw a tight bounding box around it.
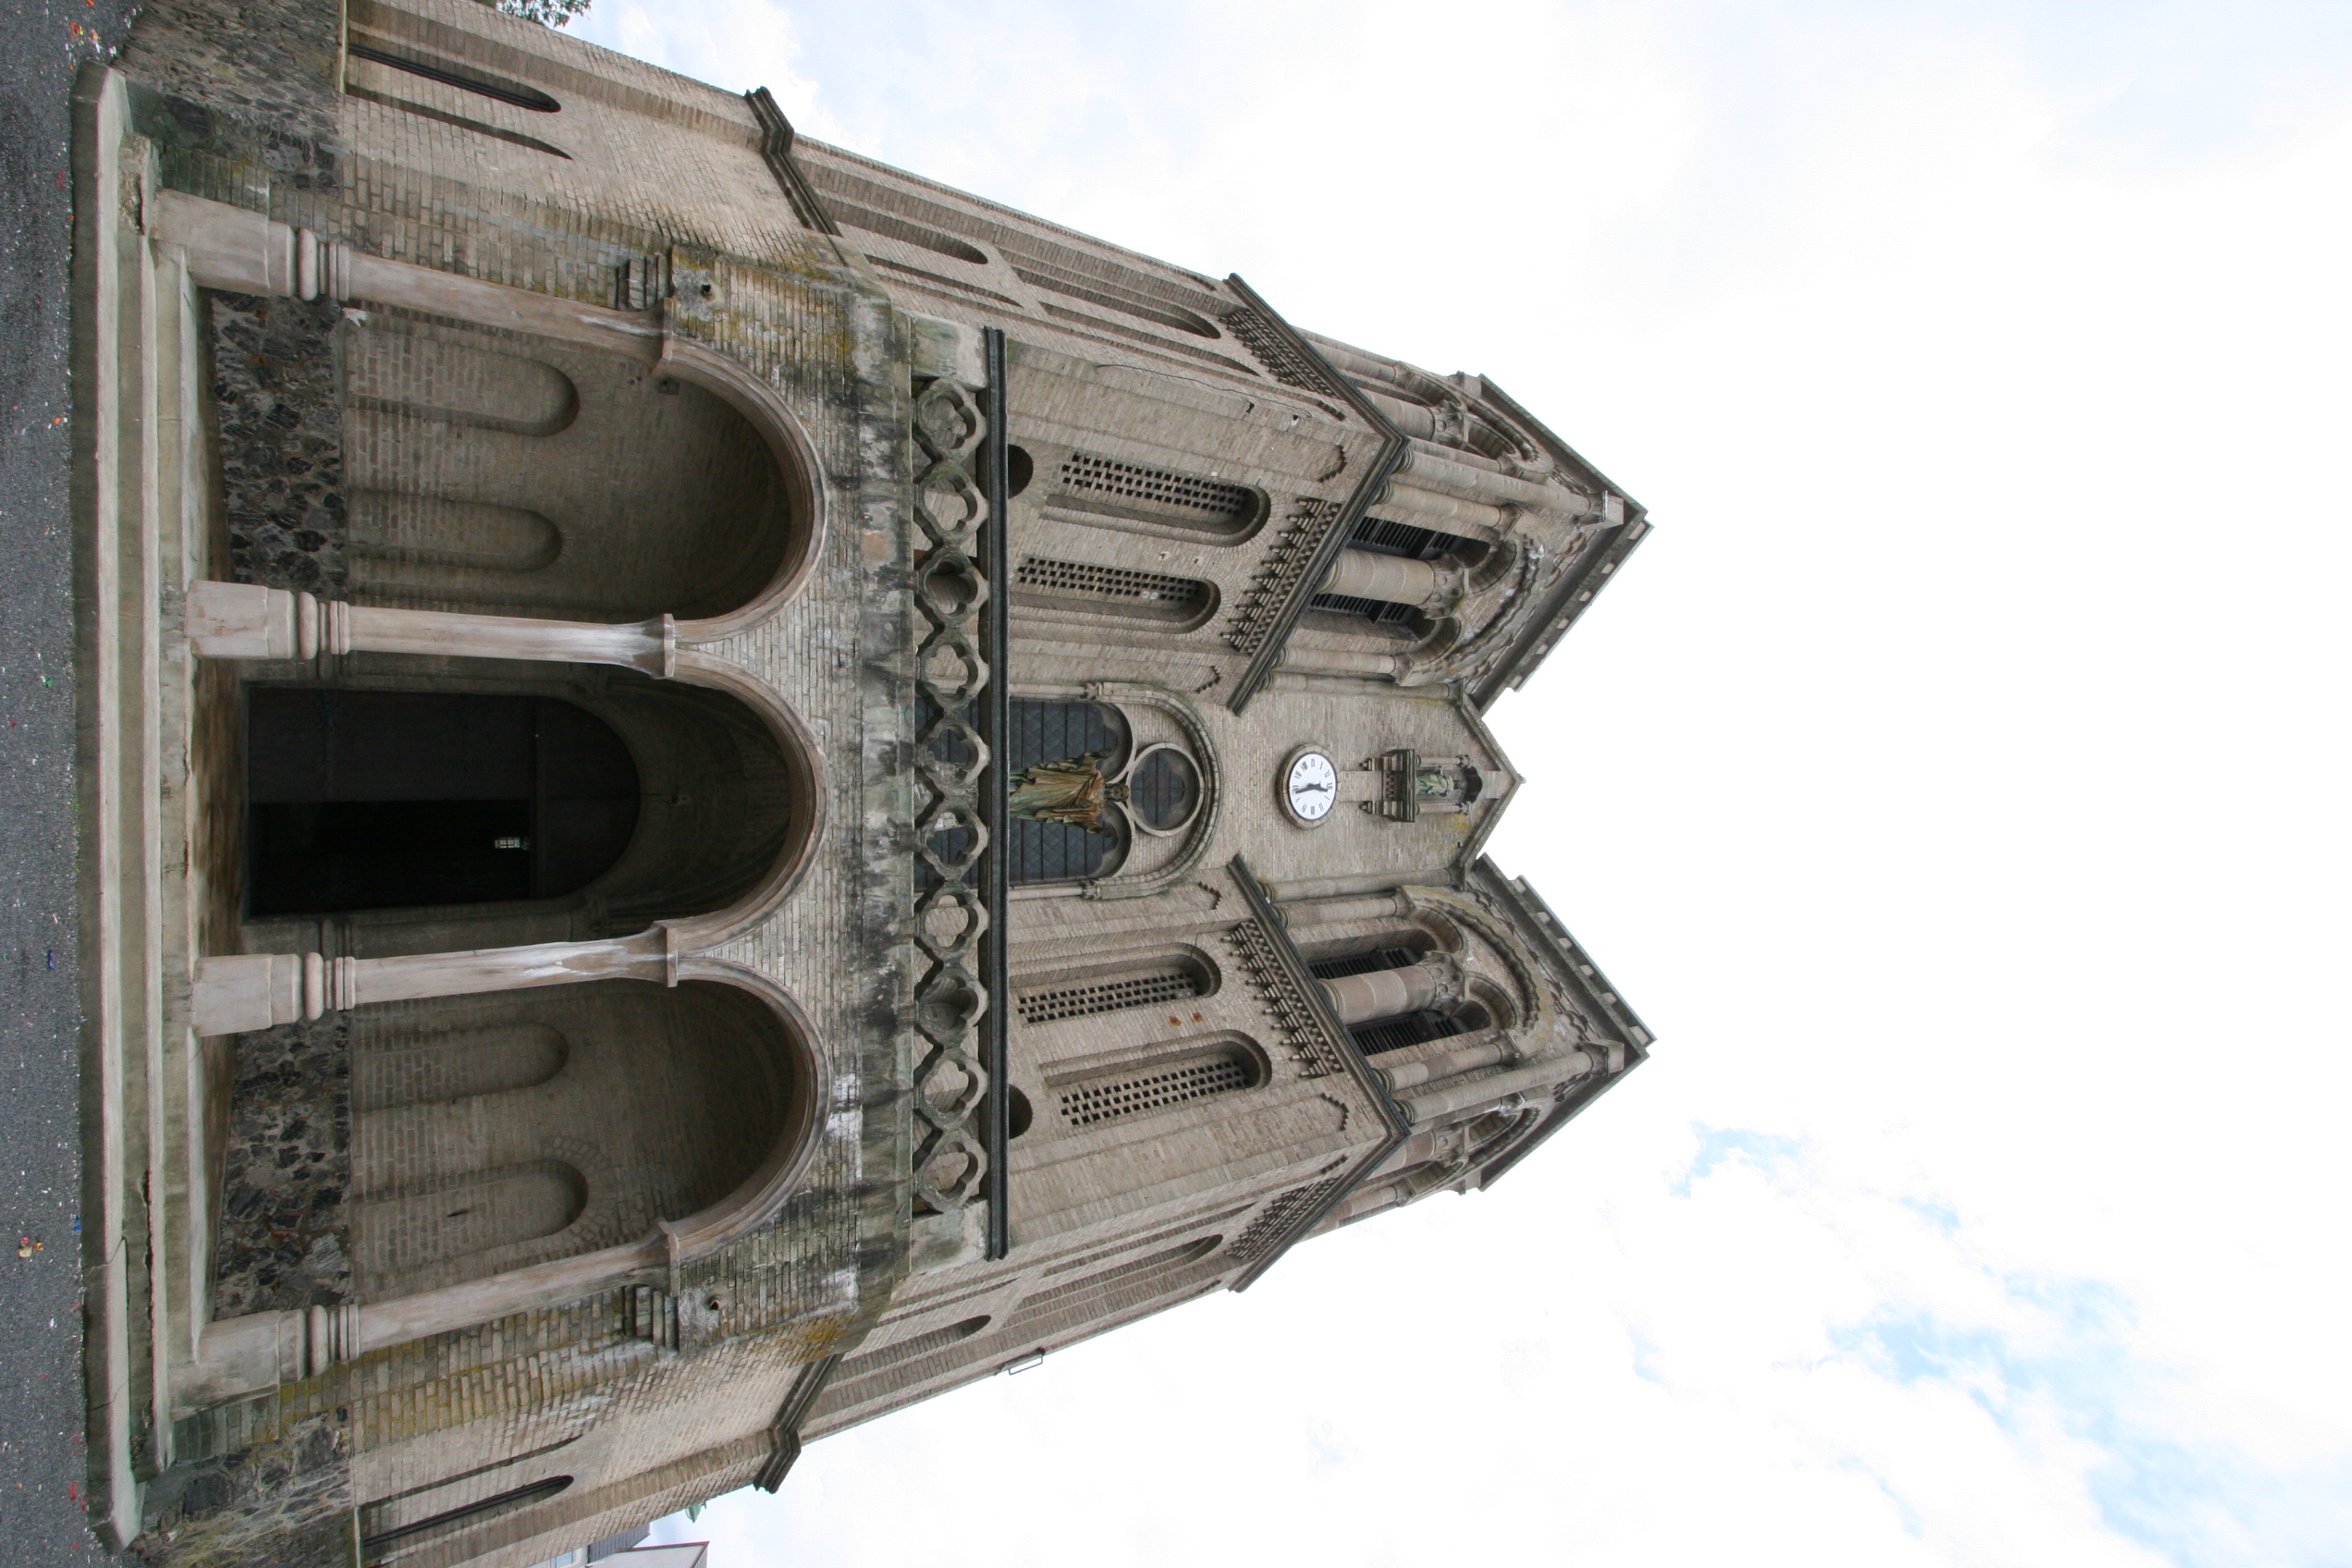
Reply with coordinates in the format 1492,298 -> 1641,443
1294,780 -> 1331,794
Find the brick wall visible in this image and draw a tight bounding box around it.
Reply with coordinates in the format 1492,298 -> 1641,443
341,312 -> 790,620
348,981 -> 787,1301
112,1 -> 1648,1560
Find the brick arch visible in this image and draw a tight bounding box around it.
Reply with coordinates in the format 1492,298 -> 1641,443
243,666 -> 820,963
655,960 -> 827,1263
339,314 -> 813,628
658,338 -> 828,638
341,968 -> 823,1317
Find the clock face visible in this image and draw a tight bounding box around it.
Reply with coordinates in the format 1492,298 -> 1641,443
1284,750 -> 1339,823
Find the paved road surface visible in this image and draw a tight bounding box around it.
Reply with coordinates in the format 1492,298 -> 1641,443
2,0 -> 139,1559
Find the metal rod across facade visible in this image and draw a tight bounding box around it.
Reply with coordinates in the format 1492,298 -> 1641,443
982,326 -> 1013,1261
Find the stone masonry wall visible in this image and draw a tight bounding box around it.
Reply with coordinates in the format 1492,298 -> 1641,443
212,1018 -> 353,1320
120,0 -> 919,1562
209,291 -> 349,598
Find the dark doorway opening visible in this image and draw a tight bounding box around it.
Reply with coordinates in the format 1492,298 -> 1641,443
247,690 -> 640,916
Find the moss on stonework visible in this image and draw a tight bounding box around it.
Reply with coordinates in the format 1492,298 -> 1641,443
114,0 -> 343,146
134,1413 -> 354,1568
105,3 -> 920,1557
128,80 -> 344,209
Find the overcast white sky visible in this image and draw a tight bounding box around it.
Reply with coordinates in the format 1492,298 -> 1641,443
562,4 -> 2352,1563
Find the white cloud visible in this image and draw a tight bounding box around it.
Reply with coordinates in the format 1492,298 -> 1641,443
570,0 -> 844,140
652,1115 -> 2346,1565
545,1 -> 2352,1561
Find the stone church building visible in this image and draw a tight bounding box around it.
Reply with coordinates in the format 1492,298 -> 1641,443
69,1 -> 1654,1562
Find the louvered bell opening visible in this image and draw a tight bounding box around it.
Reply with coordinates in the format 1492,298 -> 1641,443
1348,1010 -> 1464,1056
1308,591 -> 1422,625
1306,947 -> 1423,981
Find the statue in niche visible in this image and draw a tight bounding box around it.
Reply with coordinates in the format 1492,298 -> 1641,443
1009,751 -> 1129,836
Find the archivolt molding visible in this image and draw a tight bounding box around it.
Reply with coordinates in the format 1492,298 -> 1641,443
660,336 -> 831,642
1466,1104 -> 1546,1173
656,958 -> 832,1265
1437,882 -> 1634,1076
1395,887 -> 1557,1051
1397,530 -> 1593,692
1425,534 -> 1552,680
656,650 -> 829,950
1081,680 -> 1222,900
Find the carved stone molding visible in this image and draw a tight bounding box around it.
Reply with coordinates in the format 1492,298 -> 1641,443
905,374 -> 998,1231
1081,680 -> 1223,901
1219,305 -> 1348,401
1223,496 -> 1344,660
1223,917 -> 1353,1081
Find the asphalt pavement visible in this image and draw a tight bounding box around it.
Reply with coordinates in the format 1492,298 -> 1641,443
3,0 -> 141,1559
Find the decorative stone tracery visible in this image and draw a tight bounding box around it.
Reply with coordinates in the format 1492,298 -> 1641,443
1223,916 -> 1354,1080
75,14 -> 1662,1553
1223,496 -> 1345,659
905,372 -> 1000,1232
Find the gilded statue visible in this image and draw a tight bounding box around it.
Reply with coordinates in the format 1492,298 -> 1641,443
1008,751 -> 1128,836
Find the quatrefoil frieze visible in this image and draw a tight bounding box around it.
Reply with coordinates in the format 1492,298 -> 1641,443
902,366 -> 1007,1232
913,379 -> 981,460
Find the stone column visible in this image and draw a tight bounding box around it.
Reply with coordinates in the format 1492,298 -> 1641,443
1319,547 -> 1447,608
184,581 -> 674,674
1277,889 -> 1412,928
175,1303 -> 359,1408
189,931 -> 669,1037
1378,478 -> 1514,538
146,189 -> 662,362
1329,1180 -> 1407,1227
1378,1037 -> 1516,1093
176,1235 -> 669,1410
1394,1052 -> 1602,1125
1259,872 -> 1408,903
1278,645 -> 1400,679
1329,1160 -> 1462,1225
1318,959 -> 1455,1025
1394,443 -> 1594,516
350,1236 -> 668,1357
1354,385 -> 1441,442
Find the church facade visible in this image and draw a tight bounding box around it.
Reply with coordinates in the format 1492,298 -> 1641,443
69,2 -> 1654,1562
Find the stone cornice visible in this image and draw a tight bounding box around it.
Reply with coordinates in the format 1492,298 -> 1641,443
1219,277 -> 1410,715
1223,856 -> 1412,1292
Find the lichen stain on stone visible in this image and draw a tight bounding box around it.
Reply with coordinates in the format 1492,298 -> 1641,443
796,1317 -> 851,1355
136,1413 -> 353,1568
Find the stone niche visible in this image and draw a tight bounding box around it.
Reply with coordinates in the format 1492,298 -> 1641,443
341,312 -> 799,622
